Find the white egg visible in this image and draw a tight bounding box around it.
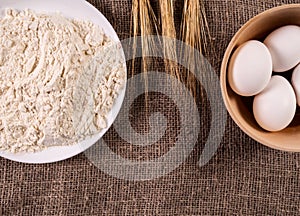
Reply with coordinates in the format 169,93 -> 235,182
228,40 -> 272,96
253,76 -> 296,132
264,25 -> 300,72
292,63 -> 300,106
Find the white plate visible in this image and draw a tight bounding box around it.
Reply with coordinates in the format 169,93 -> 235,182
0,0 -> 126,163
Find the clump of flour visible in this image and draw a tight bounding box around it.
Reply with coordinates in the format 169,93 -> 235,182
0,9 -> 126,153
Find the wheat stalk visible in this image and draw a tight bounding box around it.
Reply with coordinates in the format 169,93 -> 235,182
139,0 -> 159,72
131,0 -> 139,78
181,0 -> 211,97
131,0 -> 159,110
131,0 -> 210,100
159,0 -> 180,81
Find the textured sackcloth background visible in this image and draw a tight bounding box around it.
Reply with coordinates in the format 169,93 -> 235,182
1,0 -> 300,215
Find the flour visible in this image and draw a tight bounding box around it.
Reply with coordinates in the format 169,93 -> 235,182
0,9 -> 126,153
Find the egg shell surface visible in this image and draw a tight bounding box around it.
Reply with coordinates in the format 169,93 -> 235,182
292,64 -> 300,106
264,25 -> 300,72
228,40 -> 272,96
253,76 -> 296,132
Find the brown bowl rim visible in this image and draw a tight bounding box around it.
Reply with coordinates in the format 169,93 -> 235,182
220,4 -> 300,152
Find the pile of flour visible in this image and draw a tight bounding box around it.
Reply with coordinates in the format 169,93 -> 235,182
0,9 -> 126,153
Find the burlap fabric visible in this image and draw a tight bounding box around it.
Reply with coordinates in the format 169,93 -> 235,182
1,0 -> 300,215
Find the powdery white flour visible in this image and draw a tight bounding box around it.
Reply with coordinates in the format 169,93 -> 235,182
0,9 -> 126,153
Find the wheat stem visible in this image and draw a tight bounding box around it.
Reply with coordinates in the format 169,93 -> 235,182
131,0 -> 159,111
181,0 -> 210,97
159,0 -> 180,81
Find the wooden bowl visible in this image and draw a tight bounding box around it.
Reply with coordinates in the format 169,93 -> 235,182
221,4 -> 300,152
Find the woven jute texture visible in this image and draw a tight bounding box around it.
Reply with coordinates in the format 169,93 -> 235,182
1,0 -> 300,215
